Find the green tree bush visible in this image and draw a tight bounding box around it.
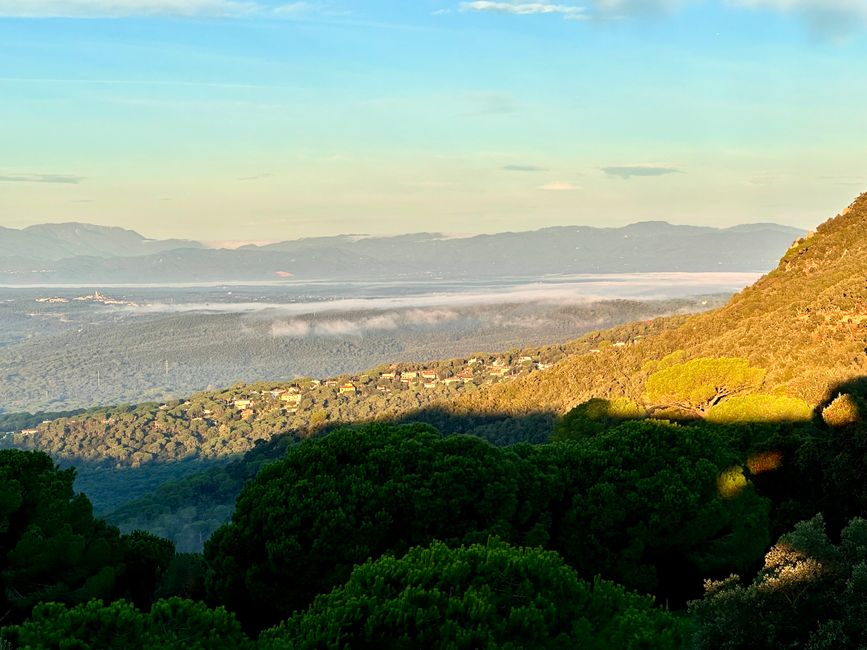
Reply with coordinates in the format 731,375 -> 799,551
205,421 -> 770,630
260,539 -> 685,650
552,397 -> 646,441
644,358 -> 766,417
2,598 -> 251,650
689,514 -> 867,649
204,423 -> 529,629
706,394 -> 812,424
0,450 -> 128,622
536,420 -> 770,599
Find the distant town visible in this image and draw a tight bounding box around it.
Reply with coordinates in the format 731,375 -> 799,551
35,290 -> 139,307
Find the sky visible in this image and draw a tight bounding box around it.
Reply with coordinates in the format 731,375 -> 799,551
1,0 -> 866,243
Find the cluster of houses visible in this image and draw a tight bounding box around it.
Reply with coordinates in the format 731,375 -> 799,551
136,353 -> 559,426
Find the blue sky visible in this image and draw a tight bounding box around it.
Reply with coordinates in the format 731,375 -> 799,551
1,0 -> 866,242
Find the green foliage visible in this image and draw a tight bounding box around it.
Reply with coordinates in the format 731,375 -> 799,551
0,410 -> 83,434
205,421 -> 770,631
0,450 -> 127,622
537,420 -> 770,597
121,530 -> 176,609
706,394 -> 812,424
156,553 -> 208,601
261,539 -> 685,650
690,514 -> 867,649
553,397 -> 646,441
0,449 -> 176,623
2,597 -> 252,649
645,358 -> 766,417
205,422 -> 530,629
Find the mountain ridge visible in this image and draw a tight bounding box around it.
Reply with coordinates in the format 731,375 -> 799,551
0,222 -> 202,261
0,220 -> 805,283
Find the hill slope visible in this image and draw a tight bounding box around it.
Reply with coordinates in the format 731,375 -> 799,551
456,193 -> 867,415
0,222 -> 201,260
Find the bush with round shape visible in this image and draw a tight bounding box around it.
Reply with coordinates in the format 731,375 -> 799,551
260,539 -> 684,650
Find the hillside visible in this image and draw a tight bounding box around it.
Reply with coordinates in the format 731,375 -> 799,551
0,222 -> 201,260
0,220 -> 803,284
456,193 -> 867,415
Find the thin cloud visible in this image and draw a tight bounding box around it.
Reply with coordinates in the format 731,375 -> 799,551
460,1 -> 587,19
538,181 -> 578,190
503,164 -> 548,172
460,0 -> 685,20
0,173 -> 84,184
593,0 -> 688,17
0,0 -> 258,18
237,173 -> 273,181
601,164 -> 682,179
729,0 -> 867,40
269,311 -> 453,338
0,0 -> 330,19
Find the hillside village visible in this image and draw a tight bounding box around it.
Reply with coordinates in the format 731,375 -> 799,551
9,346 -> 576,466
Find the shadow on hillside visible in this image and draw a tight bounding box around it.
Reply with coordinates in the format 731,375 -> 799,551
71,376 -> 867,564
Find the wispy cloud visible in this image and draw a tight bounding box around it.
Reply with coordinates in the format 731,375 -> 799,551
0,172 -> 84,184
601,163 -> 682,179
0,0 -> 331,19
270,310 -> 456,338
237,173 -> 273,181
503,164 -> 548,172
125,274 -> 761,322
728,0 -> 867,40
0,0 -> 256,18
538,181 -> 577,190
460,1 -> 587,19
460,0 -> 687,20
593,0 -> 688,17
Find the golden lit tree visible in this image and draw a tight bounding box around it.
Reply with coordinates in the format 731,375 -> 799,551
644,357 -> 766,418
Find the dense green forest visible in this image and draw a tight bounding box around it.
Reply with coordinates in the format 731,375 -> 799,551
2,386 -> 867,647
1,195 -> 865,647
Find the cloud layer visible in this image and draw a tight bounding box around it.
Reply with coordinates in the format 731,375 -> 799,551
460,1 -> 587,19
0,172 -> 84,184
269,308 -> 461,338
0,0 -> 312,18
502,164 -> 549,172
601,164 -> 682,179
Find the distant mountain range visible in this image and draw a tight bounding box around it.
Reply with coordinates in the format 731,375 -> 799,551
0,220 -> 806,284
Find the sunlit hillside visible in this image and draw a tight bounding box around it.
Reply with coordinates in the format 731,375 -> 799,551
456,193 -> 867,416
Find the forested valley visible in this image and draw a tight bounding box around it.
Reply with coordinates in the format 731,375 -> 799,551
1,194 -> 866,648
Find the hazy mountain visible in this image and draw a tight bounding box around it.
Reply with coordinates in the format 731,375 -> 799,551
0,222 -> 202,261
0,221 -> 804,284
